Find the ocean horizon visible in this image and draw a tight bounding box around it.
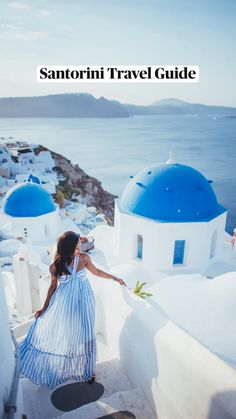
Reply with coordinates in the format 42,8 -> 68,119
0,114 -> 235,234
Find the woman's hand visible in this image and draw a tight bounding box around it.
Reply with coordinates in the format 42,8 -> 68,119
113,277 -> 126,286
35,308 -> 45,318
85,254 -> 126,286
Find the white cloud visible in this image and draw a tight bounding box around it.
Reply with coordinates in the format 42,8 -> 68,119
0,23 -> 47,40
37,9 -> 51,17
8,2 -> 31,11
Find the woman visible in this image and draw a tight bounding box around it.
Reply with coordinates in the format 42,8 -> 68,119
20,231 -> 126,388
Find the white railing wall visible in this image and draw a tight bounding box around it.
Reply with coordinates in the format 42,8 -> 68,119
90,275 -> 236,419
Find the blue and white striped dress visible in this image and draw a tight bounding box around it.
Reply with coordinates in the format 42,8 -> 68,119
20,256 -> 96,388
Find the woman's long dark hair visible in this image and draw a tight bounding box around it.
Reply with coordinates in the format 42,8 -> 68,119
54,231 -> 80,277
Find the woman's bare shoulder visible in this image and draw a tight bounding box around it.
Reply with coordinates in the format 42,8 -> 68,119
79,252 -> 90,263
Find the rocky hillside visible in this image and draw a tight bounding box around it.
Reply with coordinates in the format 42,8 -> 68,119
34,145 -> 116,224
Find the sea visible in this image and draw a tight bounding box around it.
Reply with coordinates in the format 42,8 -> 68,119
0,115 -> 235,234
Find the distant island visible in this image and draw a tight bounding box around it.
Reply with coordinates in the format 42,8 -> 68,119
124,97 -> 236,117
0,93 -> 235,118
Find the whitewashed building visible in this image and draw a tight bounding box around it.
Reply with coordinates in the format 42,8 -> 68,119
2,182 -> 59,243
0,144 -> 16,178
115,163 -> 227,277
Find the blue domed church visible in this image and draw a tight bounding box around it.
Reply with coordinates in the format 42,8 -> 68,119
3,183 -> 59,243
114,163 -> 227,274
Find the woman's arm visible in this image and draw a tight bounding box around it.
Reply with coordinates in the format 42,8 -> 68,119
85,254 -> 126,286
35,264 -> 58,318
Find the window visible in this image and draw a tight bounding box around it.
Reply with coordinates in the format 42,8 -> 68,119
210,230 -> 217,259
173,240 -> 185,265
136,234 -> 143,259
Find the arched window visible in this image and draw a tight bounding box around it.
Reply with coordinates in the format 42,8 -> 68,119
136,234 -> 143,259
210,230 -> 217,259
173,240 -> 185,265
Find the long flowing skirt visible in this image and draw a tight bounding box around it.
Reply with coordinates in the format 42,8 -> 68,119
20,278 -> 96,389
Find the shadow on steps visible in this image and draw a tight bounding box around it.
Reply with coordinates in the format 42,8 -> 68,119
51,381 -> 104,411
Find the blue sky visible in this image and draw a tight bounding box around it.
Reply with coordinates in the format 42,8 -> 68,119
0,0 -> 236,106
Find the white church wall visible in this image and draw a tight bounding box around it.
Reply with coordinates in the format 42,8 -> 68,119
207,212 -> 227,261
2,207 -> 59,244
115,202 -> 227,275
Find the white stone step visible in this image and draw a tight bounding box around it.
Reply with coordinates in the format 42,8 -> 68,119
21,357 -> 134,419
59,388 -> 155,419
95,358 -> 133,398
21,378 -> 62,419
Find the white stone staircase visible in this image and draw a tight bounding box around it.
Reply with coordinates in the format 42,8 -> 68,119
20,338 -> 155,419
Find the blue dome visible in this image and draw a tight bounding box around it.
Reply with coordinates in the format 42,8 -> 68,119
119,164 -> 226,222
3,183 -> 56,217
28,174 -> 41,184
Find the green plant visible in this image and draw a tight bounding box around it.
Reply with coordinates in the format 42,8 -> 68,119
133,281 -> 153,299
